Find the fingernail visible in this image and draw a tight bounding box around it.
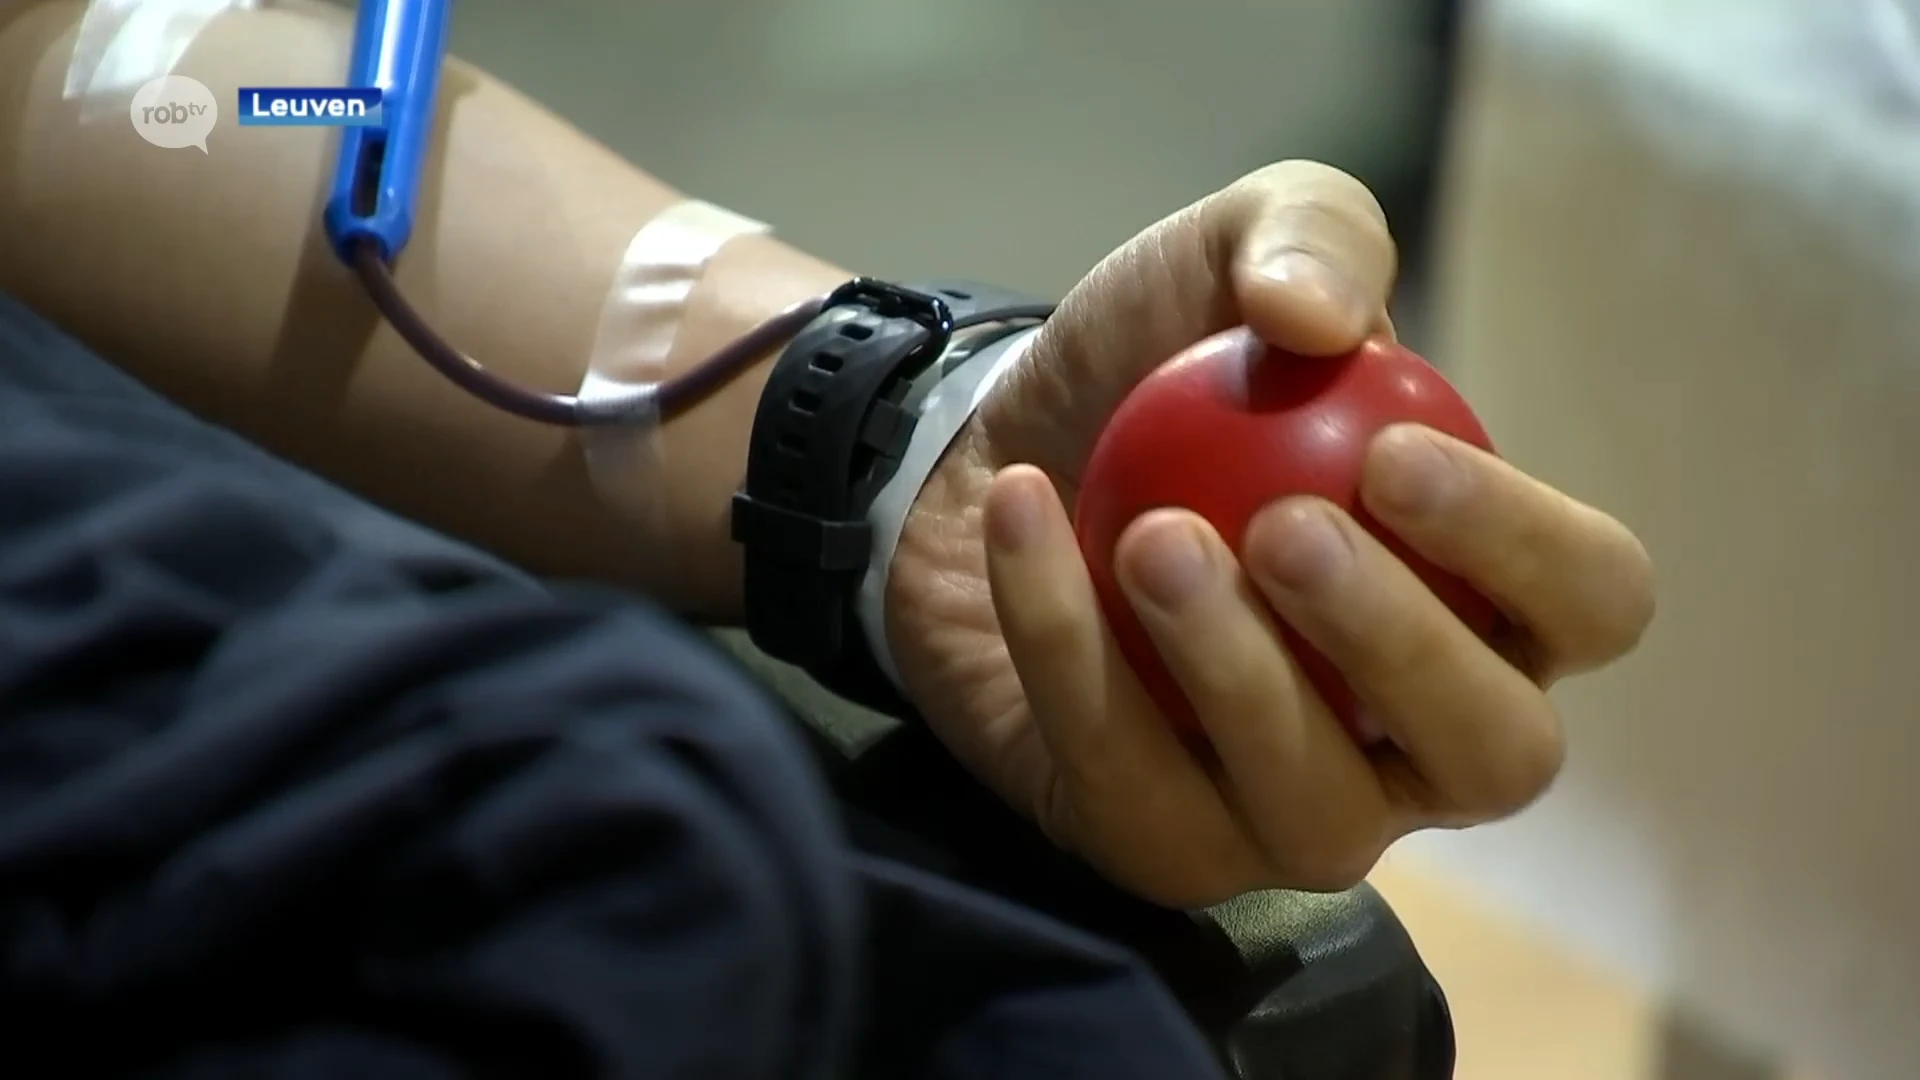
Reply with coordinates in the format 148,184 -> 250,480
987,474 -> 1048,552
1258,501 -> 1351,592
1370,425 -> 1458,517
1129,520 -> 1215,612
1258,248 -> 1368,331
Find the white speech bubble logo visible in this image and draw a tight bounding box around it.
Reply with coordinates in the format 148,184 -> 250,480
130,75 -> 218,153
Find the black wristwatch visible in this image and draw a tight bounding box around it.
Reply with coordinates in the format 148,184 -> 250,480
731,278 -> 1052,716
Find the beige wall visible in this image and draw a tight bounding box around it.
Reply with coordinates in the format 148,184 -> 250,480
1406,2 -> 1920,1078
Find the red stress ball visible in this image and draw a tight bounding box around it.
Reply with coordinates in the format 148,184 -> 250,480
1073,327 -> 1500,740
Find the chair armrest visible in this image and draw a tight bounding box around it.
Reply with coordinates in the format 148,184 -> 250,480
1206,886 -> 1454,1079
709,630 -> 1454,1077
832,724 -> 1454,1080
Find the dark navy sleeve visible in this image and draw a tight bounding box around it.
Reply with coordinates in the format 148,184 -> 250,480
0,293 -> 1231,1080
0,296 -> 858,1079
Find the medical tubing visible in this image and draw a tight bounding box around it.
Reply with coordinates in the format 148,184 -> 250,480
352,239 -> 1055,427
349,238 -> 830,426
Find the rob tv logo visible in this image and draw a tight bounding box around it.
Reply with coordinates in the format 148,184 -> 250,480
237,87 -> 385,127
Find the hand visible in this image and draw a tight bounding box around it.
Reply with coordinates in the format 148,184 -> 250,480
884,162 -> 1656,908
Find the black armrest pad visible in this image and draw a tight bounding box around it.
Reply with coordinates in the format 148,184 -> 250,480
831,725 -> 1454,1080
708,631 -> 1454,1078
1206,887 -> 1454,1079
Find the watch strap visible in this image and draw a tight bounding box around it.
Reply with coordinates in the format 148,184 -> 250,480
732,279 -> 1051,716
856,324 -> 1041,690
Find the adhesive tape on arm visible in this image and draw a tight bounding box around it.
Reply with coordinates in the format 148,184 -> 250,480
857,325 -> 1042,689
578,200 -> 770,522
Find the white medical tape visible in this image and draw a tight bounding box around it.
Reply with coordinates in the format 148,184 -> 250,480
65,0 -> 256,120
576,199 -> 771,524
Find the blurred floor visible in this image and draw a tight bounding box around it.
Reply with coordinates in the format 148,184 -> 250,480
1372,858 -> 1810,1080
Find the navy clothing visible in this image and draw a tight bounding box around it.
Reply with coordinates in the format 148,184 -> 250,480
0,294 -> 1224,1079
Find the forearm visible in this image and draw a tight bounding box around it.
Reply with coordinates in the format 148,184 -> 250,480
0,0 -> 845,621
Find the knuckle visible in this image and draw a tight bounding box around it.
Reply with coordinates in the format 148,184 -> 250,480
1281,841 -> 1387,894
1593,535 -> 1658,656
1261,808 -> 1394,894
1550,522 -> 1657,669
1177,630 -> 1280,718
1362,606 -> 1458,687
1147,866 -> 1263,911
1276,198 -> 1392,266
1212,160 -> 1393,262
1233,160 -> 1387,223
1033,774 -> 1089,850
1459,715 -> 1567,817
1013,594 -> 1086,658
1112,833 -> 1271,910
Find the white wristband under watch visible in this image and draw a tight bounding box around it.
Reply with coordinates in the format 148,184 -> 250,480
856,324 -> 1043,690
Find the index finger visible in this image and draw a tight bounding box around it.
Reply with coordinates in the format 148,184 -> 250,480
981,465 -> 1266,903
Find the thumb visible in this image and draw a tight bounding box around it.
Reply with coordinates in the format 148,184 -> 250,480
1218,160 -> 1399,356
987,161 -> 1396,479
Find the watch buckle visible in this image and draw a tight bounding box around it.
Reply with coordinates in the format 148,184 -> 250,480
826,278 -> 956,342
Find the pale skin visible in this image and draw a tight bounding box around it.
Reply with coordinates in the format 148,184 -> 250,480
0,2 -> 1654,908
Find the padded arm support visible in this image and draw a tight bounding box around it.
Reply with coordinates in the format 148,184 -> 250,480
710,629 -> 1453,1078
829,725 -> 1455,1080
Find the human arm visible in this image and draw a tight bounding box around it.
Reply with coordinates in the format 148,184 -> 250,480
0,0 -> 836,622
0,0 -> 1656,906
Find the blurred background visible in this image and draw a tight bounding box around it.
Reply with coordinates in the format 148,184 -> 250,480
440,1 -> 1919,1078
442,0 -> 1460,330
